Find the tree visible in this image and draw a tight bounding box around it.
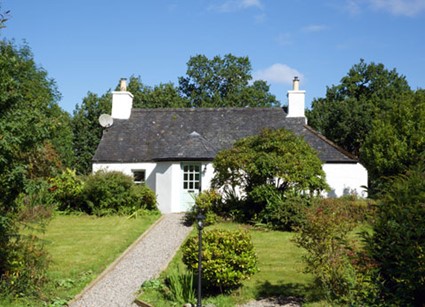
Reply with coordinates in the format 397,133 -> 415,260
361,89 -> 425,189
125,75 -> 188,108
365,162 -> 425,306
72,92 -> 111,175
0,39 -> 69,296
179,54 -> 279,108
0,40 -> 68,204
212,128 -> 328,223
307,59 -> 411,156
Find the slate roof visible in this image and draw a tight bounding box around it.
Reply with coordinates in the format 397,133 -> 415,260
93,108 -> 357,163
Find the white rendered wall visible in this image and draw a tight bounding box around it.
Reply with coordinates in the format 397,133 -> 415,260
322,163 -> 368,198
92,162 -> 157,190
201,163 -> 215,192
93,161 -> 215,214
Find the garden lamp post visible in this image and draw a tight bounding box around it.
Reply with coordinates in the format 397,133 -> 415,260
196,213 -> 205,307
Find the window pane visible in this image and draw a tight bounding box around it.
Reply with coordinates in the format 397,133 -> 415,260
132,170 -> 145,183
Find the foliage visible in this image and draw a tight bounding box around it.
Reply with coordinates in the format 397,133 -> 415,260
165,268 -> 196,305
212,128 -> 328,223
126,75 -> 189,108
72,92 -> 111,175
0,6 -> 10,29
0,231 -> 50,299
307,59 -> 411,157
82,170 -> 157,216
182,229 -> 258,293
49,168 -> 84,212
185,189 -> 223,226
361,89 -> 425,192
0,179 -> 54,299
257,190 -> 310,231
179,54 -> 279,108
294,198 -> 379,305
0,39 -> 70,299
365,163 -> 425,306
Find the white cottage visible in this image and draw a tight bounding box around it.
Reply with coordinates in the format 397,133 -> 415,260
92,78 -> 368,213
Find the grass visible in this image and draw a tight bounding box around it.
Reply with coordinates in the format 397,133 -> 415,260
1,212 -> 160,307
138,222 -> 325,306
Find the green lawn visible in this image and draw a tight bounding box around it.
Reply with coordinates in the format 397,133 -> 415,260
139,222 -> 325,306
1,213 -> 160,307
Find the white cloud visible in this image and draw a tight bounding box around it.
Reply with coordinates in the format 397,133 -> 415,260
344,0 -> 363,15
253,64 -> 304,85
343,0 -> 425,16
210,0 -> 263,12
368,0 -> 425,16
302,24 -> 329,33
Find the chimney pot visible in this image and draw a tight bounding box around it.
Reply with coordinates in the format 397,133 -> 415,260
119,78 -> 127,91
293,76 -> 300,91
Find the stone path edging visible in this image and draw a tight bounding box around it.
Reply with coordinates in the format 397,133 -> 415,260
68,213 -> 192,307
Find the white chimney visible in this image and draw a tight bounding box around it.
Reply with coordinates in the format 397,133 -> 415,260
287,76 -> 306,120
111,78 -> 133,120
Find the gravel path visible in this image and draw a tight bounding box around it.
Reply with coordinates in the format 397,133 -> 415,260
69,213 -> 192,307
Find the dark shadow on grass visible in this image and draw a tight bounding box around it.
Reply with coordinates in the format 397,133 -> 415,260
254,280 -> 323,304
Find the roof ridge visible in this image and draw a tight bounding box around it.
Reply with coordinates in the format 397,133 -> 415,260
132,107 -> 285,112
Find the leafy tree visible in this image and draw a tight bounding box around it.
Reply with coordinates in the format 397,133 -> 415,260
125,75 -> 188,108
307,59 -> 411,156
212,128 -> 328,222
179,54 -> 279,107
0,39 -> 67,297
72,92 -> 111,174
365,162 -> 425,306
0,40 -> 66,204
361,89 -> 425,189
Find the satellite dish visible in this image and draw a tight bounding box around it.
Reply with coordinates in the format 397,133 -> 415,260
99,114 -> 114,128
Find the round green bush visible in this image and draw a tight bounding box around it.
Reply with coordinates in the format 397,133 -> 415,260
182,229 -> 257,293
82,170 -> 157,215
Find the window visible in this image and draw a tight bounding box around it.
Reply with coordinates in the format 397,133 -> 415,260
132,170 -> 146,184
182,164 -> 201,191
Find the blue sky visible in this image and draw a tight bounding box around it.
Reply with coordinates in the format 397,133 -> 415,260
2,0 -> 425,113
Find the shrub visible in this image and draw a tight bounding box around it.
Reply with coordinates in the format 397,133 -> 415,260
81,171 -> 157,216
49,168 -> 84,212
1,179 -> 52,299
182,229 -> 258,293
185,189 -> 222,226
165,268 -> 196,305
294,198 -> 378,304
0,232 -> 50,298
365,164 -> 425,306
128,184 -> 157,212
252,184 -> 310,230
